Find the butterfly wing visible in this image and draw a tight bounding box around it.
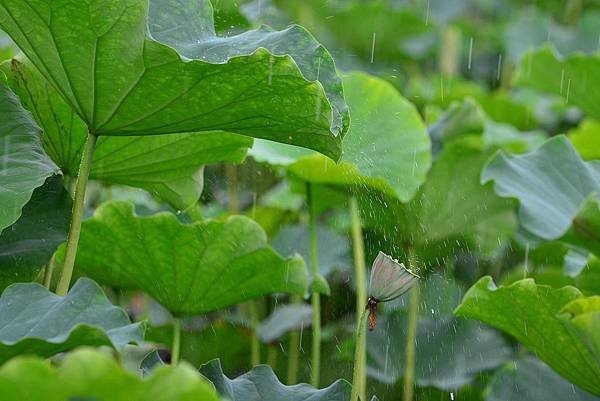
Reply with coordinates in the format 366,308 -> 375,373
368,251 -> 419,302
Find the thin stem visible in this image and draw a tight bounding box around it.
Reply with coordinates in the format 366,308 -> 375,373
287,295 -> 302,384
351,308 -> 369,401
43,253 -> 57,290
307,182 -> 321,387
171,318 -> 181,365
349,196 -> 367,401
56,131 -> 97,296
403,248 -> 419,401
249,299 -> 261,366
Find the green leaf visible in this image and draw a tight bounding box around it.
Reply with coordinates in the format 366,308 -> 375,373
2,58 -> 252,210
455,277 -> 600,395
0,78 -> 57,232
486,357 -> 599,401
57,201 -> 307,316
0,0 -> 346,160
569,119 -> 600,161
0,278 -> 143,364
199,358 -> 351,401
0,348 -> 219,401
482,135 -> 600,257
515,47 -> 600,120
257,304 -> 312,343
559,296 -> 600,365
251,72 -> 431,202
0,175 -> 70,290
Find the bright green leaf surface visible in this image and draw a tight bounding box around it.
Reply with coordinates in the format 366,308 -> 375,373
0,0 -> 347,159
515,47 -> 600,120
0,175 -> 70,290
486,357 -> 599,401
0,348 -> 219,401
0,278 -> 143,364
560,296 -> 600,366
482,135 -> 600,256
200,358 -> 351,401
57,201 -> 307,316
569,119 -> 600,161
2,58 -> 252,210
0,78 -> 57,232
251,72 -> 431,202
455,277 -> 600,395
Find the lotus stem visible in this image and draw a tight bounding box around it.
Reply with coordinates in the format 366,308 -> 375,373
43,253 -> 57,290
249,299 -> 261,366
307,182 -> 321,387
402,248 -> 419,401
267,344 -> 277,370
287,295 -> 302,384
171,318 -> 181,365
349,196 -> 367,400
56,131 -> 96,296
351,308 -> 369,401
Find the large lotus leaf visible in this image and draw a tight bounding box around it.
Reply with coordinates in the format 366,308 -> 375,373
0,278 -> 143,364
486,357 -> 599,401
482,135 -> 600,256
0,78 -> 57,232
56,201 -> 307,316
251,72 -> 431,202
257,304 -> 312,344
560,296 -> 600,365
0,175 -> 70,290
455,277 -> 600,395
2,53 -> 253,210
569,119 -> 600,161
515,47 -> 600,120
0,348 -> 219,401
368,275 -> 511,390
0,0 -> 347,160
272,224 -> 351,278
199,358 -> 351,401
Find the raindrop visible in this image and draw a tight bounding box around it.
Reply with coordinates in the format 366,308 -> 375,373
468,37 -> 473,70
370,32 -> 376,64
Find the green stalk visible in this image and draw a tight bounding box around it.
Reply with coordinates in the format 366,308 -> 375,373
349,197 -> 367,401
350,309 -> 369,401
402,248 -> 419,401
249,299 -> 261,366
287,295 -> 302,384
43,253 -> 57,290
171,318 -> 181,365
306,183 -> 321,387
56,131 -> 97,296
267,345 -> 277,370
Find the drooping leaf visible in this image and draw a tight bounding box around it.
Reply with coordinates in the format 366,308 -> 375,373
0,278 -> 143,364
482,135 -> 600,257
0,348 -> 219,401
199,358 -> 351,401
2,57 -> 252,210
569,119 -> 600,161
0,78 -> 57,232
515,47 -> 600,120
56,201 -> 307,316
486,357 -> 599,401
251,72 -> 431,202
455,277 -> 600,395
257,304 -> 312,344
0,175 -> 70,290
0,0 -> 347,160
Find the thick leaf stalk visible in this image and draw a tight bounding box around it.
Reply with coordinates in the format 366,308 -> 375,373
350,196 -> 367,401
172,318 -> 181,365
287,295 -> 302,384
403,249 -> 419,401
56,131 -> 97,296
351,308 -> 369,401
307,183 -> 321,387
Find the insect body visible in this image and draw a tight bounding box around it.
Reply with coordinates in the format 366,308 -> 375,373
366,296 -> 379,331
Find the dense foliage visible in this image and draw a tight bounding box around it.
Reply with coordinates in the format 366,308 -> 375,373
0,0 -> 599,400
